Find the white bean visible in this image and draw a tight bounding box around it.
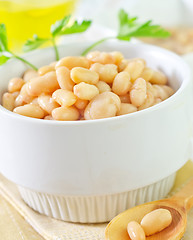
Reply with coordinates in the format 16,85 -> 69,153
74,82 -> 99,100
38,94 -> 60,114
124,60 -> 145,82
13,104 -> 45,119
149,70 -> 167,85
130,78 -> 147,107
117,103 -> 137,115
86,51 -> 115,64
112,72 -> 131,95
96,81 -> 111,93
27,72 -> 59,96
52,106 -> 79,121
8,77 -> 25,93
23,69 -> 38,82
90,63 -> 118,84
84,92 -> 121,120
127,221 -> 146,240
52,89 -> 77,107
2,92 -> 15,111
38,65 -> 55,76
56,56 -> 90,69
71,67 -> 99,84
141,208 -> 172,236
56,66 -> 75,91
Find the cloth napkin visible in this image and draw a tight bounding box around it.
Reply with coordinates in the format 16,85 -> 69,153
0,160 -> 193,240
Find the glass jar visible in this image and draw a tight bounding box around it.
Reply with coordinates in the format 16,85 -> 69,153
0,0 -> 77,51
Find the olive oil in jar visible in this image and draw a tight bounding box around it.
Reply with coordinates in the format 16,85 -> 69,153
0,0 -> 77,51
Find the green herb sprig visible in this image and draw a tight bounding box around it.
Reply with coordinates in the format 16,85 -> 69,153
0,10 -> 170,69
23,15 -> 92,60
0,24 -> 38,70
81,9 -> 170,56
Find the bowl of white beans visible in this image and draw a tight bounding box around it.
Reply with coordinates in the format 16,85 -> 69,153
0,41 -> 192,223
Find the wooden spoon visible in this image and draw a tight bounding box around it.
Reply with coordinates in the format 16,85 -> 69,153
105,178 -> 193,240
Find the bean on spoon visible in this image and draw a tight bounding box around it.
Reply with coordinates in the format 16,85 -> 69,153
105,178 -> 193,240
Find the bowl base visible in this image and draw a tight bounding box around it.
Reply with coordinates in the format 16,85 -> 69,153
18,173 -> 176,223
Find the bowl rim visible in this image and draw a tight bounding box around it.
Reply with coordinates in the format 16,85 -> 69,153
0,41 -> 191,125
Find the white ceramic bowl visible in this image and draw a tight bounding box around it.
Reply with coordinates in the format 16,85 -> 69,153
0,41 -> 192,223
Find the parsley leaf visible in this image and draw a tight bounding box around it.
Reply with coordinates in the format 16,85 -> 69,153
82,9 -> 170,55
0,25 -> 12,65
117,9 -> 170,40
50,15 -> 91,36
50,15 -> 71,37
0,55 -> 9,65
0,24 -> 8,51
0,24 -> 37,70
118,9 -> 137,29
23,15 -> 91,60
126,21 -> 170,38
59,20 -> 92,35
23,34 -> 49,52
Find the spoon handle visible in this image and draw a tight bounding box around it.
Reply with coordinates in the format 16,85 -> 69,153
172,177 -> 193,211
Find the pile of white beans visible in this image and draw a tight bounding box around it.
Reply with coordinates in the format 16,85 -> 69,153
2,51 -> 174,121
127,208 -> 172,240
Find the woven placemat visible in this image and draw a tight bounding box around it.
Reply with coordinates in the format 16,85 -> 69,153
0,160 -> 193,240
